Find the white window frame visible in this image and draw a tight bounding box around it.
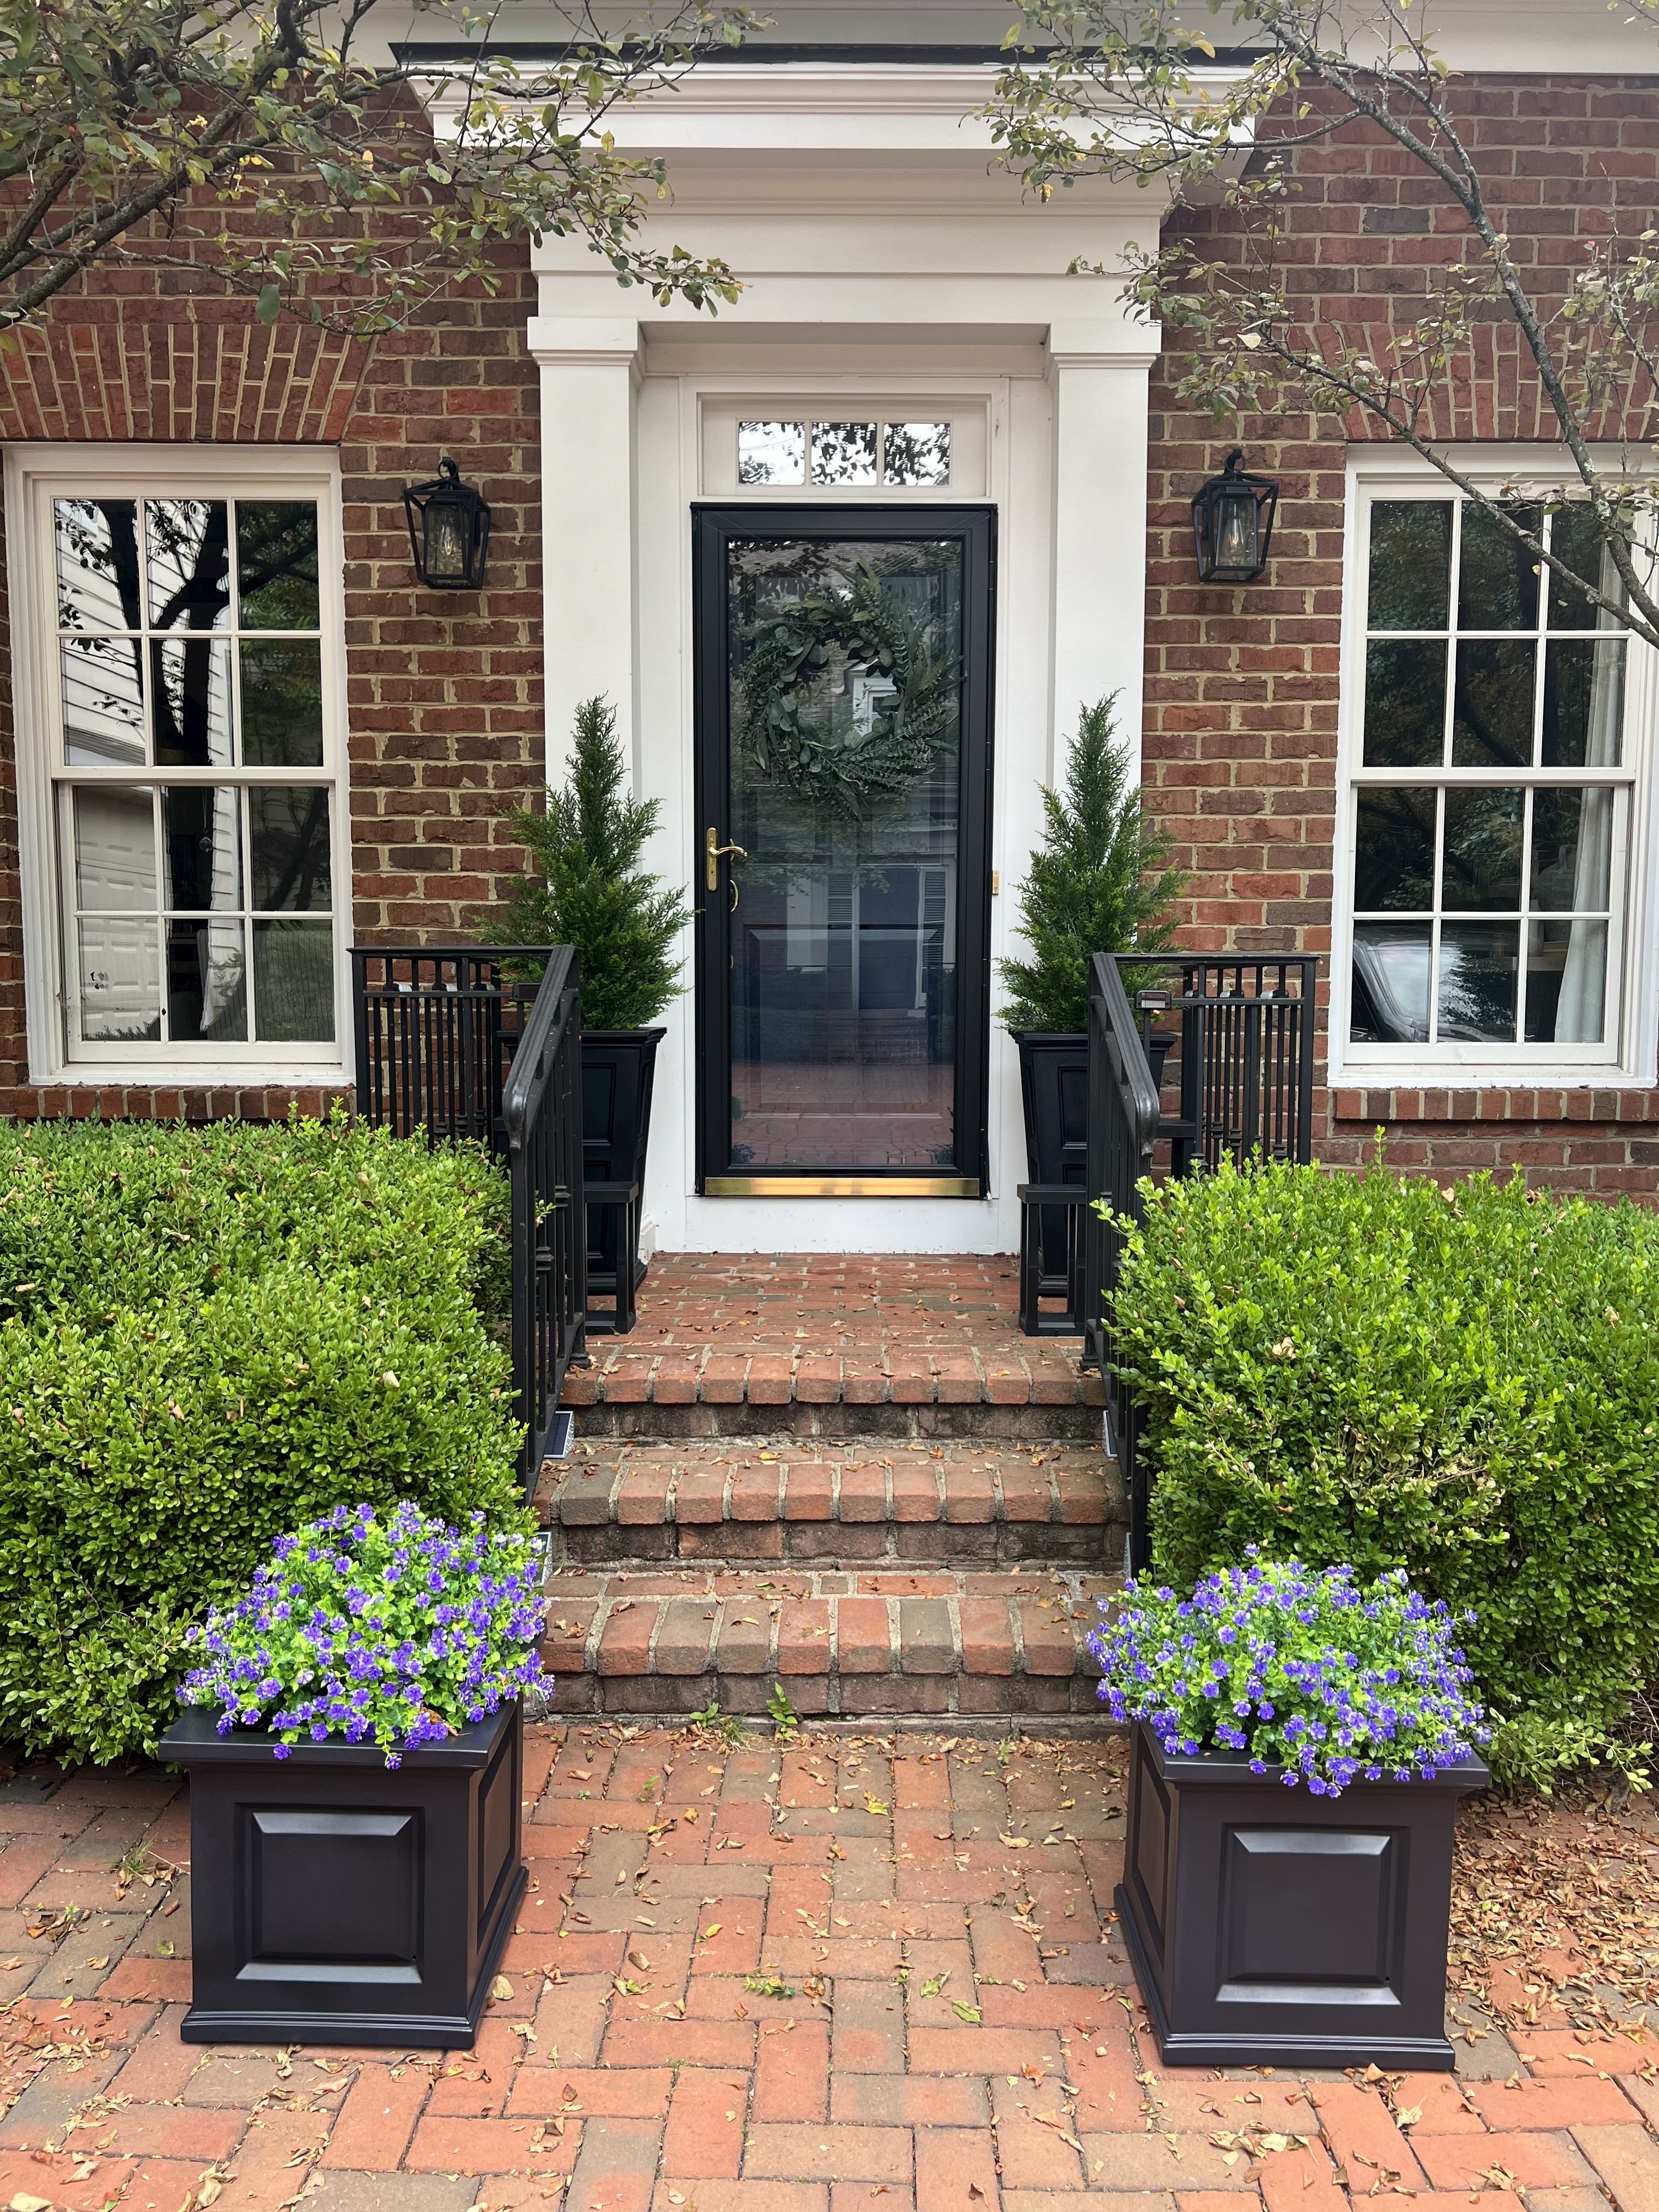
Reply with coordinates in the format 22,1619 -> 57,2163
5,443 -> 353,1087
1332,446 -> 1659,1090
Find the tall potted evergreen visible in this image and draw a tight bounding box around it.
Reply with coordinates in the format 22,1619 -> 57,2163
484,697 -> 689,1333
998,698 -> 1186,1286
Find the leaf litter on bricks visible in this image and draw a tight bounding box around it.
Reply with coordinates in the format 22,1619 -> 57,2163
1448,1786 -> 1659,2036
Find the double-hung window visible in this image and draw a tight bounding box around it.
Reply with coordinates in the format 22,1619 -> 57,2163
1341,465 -> 1654,1079
7,449 -> 349,1080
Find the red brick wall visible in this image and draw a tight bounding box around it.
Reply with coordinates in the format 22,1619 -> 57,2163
1143,72 -> 1659,1195
0,264 -> 543,1122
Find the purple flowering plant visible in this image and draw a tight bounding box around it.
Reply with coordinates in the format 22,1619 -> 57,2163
1091,1551 -> 1488,1795
179,1501 -> 546,1766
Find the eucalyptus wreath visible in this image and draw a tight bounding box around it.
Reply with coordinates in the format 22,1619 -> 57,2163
736,568 -> 961,818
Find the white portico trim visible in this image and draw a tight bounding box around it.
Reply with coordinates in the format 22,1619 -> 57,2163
523,65 -> 1168,1255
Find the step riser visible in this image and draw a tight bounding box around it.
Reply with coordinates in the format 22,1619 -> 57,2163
550,1523 -> 1120,1568
548,1668 -> 1107,1718
567,1402 -> 1104,1442
540,1570 -> 1116,1722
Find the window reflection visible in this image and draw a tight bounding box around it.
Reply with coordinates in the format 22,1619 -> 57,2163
726,537 -> 963,1171
1355,497 -> 1623,1052
49,489 -> 337,1056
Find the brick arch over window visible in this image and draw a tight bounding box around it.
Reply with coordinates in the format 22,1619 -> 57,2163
0,319 -> 371,448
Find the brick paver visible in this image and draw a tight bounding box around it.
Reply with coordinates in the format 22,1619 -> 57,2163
0,1726 -> 1655,2212
557,1256 -> 1104,1426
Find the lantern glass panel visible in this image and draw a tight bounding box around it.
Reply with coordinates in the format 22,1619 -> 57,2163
424,501 -> 470,586
1214,489 -> 1260,575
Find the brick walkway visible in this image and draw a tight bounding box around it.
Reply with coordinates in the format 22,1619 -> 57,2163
4,1726 -> 1658,2212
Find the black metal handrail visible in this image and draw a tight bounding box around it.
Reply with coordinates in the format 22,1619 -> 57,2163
502,945 -> 588,1493
1081,954 -> 1162,1573
353,943 -> 586,1496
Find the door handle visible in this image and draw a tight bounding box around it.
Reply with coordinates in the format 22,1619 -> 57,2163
706,826 -> 748,891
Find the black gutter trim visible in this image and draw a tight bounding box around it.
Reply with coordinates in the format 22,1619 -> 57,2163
391,40 -> 1266,68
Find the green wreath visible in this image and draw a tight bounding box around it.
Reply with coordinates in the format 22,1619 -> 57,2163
737,568 -> 961,819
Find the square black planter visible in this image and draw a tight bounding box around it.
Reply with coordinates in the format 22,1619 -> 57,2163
158,1697 -> 526,2049
1117,1718 -> 1487,2070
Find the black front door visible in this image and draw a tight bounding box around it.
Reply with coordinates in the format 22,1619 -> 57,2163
693,505 -> 995,1196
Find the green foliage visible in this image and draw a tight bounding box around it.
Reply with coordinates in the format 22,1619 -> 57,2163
688,1701 -> 749,1747
484,696 -> 691,1030
982,4 -> 1659,656
1110,1155 -> 1659,1787
766,1680 -> 800,1742
997,697 -> 1187,1033
0,0 -> 761,336
0,1114 -> 527,1765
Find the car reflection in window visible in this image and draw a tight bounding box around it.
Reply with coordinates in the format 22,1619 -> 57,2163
1351,926 -> 1432,1042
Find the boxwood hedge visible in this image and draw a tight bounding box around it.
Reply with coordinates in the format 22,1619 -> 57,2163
0,1114 -> 528,1764
1111,1156 -> 1659,1786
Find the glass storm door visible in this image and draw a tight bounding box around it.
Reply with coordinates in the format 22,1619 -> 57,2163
693,507 -> 994,1196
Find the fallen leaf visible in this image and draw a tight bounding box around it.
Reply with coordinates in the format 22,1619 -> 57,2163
491,1975 -> 513,2000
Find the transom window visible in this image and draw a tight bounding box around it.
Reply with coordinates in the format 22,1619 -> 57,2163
738,419 -> 951,488
8,452 -> 348,1076
1346,487 -> 1640,1065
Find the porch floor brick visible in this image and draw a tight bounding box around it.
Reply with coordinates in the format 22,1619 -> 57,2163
0,1727 -> 1648,2212
557,1255 -> 1104,1435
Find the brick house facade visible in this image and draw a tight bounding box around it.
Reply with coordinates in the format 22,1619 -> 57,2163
0,284 -> 544,1123
1143,65 -> 1659,1193
2,2 -> 1655,1231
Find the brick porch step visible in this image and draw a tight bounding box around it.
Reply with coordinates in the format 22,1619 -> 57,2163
539,1439 -> 1124,1569
557,1251 -> 1104,1439
539,1564 -> 1118,1719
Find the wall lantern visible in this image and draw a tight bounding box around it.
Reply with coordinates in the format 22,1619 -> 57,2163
403,456 -> 491,590
1190,447 -> 1278,584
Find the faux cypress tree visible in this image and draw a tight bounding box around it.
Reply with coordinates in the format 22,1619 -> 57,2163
483,696 -> 690,1030
997,697 -> 1188,1034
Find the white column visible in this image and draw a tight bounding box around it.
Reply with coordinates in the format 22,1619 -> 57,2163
526,313 -> 641,779
1047,325 -> 1161,777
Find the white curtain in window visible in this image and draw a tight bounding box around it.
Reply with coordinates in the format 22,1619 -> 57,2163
1556,547 -> 1622,1043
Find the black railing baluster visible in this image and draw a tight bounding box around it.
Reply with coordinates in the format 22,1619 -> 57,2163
1018,953 -> 1319,1340
354,944 -> 585,1496
1081,955 -> 1161,1572
503,945 -> 588,1496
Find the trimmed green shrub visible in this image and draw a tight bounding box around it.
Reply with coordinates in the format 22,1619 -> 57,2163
1111,1155 -> 1659,1787
0,1114 -> 528,1764
997,696 -> 1187,1034
483,693 -> 690,1029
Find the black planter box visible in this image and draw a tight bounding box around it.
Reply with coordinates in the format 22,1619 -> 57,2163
1117,1718 -> 1487,2070
1013,1029 -> 1173,1335
582,1027 -> 664,1336
158,1697 -> 526,2049
1014,1030 -> 1090,1293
